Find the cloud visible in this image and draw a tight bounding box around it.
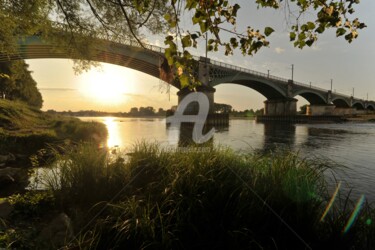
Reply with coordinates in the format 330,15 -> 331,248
274,47 -> 285,54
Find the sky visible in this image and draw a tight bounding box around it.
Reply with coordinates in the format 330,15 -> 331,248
26,1 -> 375,112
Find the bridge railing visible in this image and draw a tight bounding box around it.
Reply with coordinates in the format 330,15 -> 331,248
209,59 -> 288,84
51,21 -> 167,54
47,22 -> 357,98
292,80 -> 328,92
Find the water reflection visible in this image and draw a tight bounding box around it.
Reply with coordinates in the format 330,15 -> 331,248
261,122 -> 296,153
102,117 -> 122,148
77,117 -> 375,202
177,124 -> 215,148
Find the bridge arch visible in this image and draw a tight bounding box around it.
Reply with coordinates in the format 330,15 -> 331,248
332,97 -> 350,108
352,102 -> 365,110
292,90 -> 327,105
212,77 -> 286,100
5,38 -> 175,87
366,104 -> 375,111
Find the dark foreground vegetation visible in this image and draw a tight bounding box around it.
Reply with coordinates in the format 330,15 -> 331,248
1,142 -> 374,249
0,99 -> 107,196
0,99 -> 107,156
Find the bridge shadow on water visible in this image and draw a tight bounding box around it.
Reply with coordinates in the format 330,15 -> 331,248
167,123 -> 229,148
258,122 -> 296,154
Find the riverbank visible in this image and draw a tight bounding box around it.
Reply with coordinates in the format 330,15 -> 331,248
344,114 -> 375,122
0,99 -> 108,196
1,142 -> 374,249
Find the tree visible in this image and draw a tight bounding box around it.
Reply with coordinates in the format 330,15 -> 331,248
300,104 -> 308,115
0,1 -> 53,57
255,108 -> 264,116
129,107 -> 139,115
157,108 -> 166,116
0,61 -> 43,108
1,1 -> 366,88
139,106 -> 156,116
214,103 -> 232,113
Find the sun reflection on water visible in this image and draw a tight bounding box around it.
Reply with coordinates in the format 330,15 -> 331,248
102,117 -> 122,148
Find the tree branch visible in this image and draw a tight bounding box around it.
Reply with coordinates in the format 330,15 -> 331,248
116,0 -> 146,48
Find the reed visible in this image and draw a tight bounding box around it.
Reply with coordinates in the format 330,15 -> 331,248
44,142 -> 375,249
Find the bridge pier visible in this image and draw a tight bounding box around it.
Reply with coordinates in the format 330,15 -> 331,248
177,85 -> 216,114
174,86 -> 229,127
264,98 -> 297,115
306,105 -> 335,116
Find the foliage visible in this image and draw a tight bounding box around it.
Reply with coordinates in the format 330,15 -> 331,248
53,119 -> 108,143
214,102 -> 232,113
0,192 -> 55,249
0,61 -> 43,108
8,191 -> 55,219
1,1 -> 366,89
0,0 -> 52,56
300,104 -> 308,114
42,142 -> 375,249
230,108 -> 264,117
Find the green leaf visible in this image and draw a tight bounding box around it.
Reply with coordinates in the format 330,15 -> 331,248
199,21 -> 208,33
191,33 -> 199,40
164,48 -> 175,65
290,32 -> 296,41
164,13 -> 171,21
230,37 -> 238,48
336,28 -> 346,37
298,32 -> 306,40
315,25 -> 325,34
179,74 -> 190,88
301,24 -> 308,32
181,35 -> 192,48
307,22 -> 316,30
264,27 -> 274,36
183,50 -> 192,59
306,39 -> 314,47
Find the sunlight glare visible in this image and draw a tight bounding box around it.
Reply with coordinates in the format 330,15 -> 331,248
103,117 -> 122,148
79,64 -> 136,105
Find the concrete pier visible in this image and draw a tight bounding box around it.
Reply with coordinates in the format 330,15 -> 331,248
306,105 -> 335,116
264,98 -> 297,115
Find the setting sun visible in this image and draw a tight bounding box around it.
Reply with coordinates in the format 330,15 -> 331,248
79,64 -> 136,104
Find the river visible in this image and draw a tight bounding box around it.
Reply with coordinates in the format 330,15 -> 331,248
79,117 -> 375,202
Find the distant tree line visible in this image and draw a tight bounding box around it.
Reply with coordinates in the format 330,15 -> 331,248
230,108 -> 264,117
49,104 -> 265,118
214,103 -> 264,117
0,60 -> 43,109
47,106 -> 168,117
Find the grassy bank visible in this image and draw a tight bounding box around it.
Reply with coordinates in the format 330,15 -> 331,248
0,99 -> 107,157
2,142 -> 374,249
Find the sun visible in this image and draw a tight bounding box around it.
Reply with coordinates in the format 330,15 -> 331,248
79,65 -> 135,104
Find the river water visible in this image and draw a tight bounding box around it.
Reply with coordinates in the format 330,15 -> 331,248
79,117 -> 375,202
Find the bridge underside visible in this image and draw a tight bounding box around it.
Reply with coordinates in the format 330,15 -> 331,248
332,98 -> 350,108
297,92 -> 326,105
215,80 -> 286,100
353,103 -> 365,110
2,44 -> 180,89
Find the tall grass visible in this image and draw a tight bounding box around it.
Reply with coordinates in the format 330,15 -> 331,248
44,142 -> 375,249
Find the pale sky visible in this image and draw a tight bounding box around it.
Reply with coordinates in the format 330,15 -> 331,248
27,1 -> 375,112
